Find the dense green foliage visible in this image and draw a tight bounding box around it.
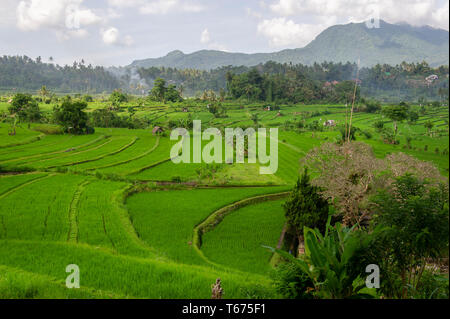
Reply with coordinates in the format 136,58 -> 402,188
8,93 -> 41,122
135,60 -> 448,103
283,168 -> 330,238
368,175 -> 449,298
270,221 -> 379,299
148,78 -> 183,103
53,98 -> 93,134
0,56 -> 120,93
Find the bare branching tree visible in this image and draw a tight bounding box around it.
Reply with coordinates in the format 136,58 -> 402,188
302,142 -> 446,226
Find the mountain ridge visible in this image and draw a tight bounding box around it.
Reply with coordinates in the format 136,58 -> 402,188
129,20 -> 449,70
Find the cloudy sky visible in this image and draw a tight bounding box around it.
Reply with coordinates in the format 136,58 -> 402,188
0,0 -> 448,67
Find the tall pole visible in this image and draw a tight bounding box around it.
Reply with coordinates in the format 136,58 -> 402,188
348,58 -> 360,143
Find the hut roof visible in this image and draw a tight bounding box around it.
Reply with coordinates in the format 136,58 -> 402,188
152,126 -> 164,134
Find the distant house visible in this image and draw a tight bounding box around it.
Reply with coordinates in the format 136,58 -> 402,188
426,74 -> 438,84
323,120 -> 336,127
152,126 -> 164,135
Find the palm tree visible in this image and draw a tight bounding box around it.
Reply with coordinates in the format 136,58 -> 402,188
9,114 -> 17,136
178,85 -> 184,98
424,121 -> 434,136
39,85 -> 49,102
244,84 -> 253,102
251,113 -> 259,127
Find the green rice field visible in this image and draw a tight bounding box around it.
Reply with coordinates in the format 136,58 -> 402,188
0,101 -> 448,298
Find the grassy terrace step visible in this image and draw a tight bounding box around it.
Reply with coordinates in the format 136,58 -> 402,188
71,135 -> 159,171
0,265 -> 127,299
16,136 -> 115,168
0,126 -> 42,148
76,180 -> 160,258
0,174 -> 86,241
0,174 -> 52,204
201,199 -> 286,274
98,137 -> 174,176
12,136 -> 135,170
126,186 -> 289,266
0,134 -> 45,149
0,240 -> 275,299
0,134 -> 107,164
0,172 -> 48,196
0,135 -> 73,156
46,136 -> 138,169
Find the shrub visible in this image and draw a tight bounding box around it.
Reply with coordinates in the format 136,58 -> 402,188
9,93 -> 41,122
272,262 -> 314,299
373,120 -> 384,131
363,99 -> 382,113
32,124 -> 64,135
339,125 -> 357,142
267,221 -> 379,299
360,130 -> 372,139
406,136 -> 412,149
381,127 -> 398,144
407,270 -> 449,299
53,97 -> 91,135
370,175 -> 449,298
283,168 -> 330,253
171,176 -> 182,183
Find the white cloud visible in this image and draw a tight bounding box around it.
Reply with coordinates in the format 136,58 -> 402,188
107,0 -> 205,15
200,28 -> 210,44
56,28 -> 89,41
140,0 -> 178,14
0,0 -> 18,26
101,27 -> 119,44
268,0 -> 449,30
16,0 -> 102,38
431,1 -> 449,30
198,28 -> 228,51
208,42 -> 229,51
107,8 -> 122,19
246,7 -> 263,19
257,18 -> 327,47
106,0 -> 142,8
17,0 -> 101,30
101,27 -> 134,46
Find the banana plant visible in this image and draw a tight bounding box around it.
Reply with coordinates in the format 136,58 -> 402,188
266,217 -> 377,299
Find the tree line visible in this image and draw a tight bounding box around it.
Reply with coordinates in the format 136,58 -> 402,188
135,60 -> 448,103
0,55 -> 120,93
1,55 -> 448,103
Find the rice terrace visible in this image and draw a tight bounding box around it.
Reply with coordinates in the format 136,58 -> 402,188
0,0 -> 449,303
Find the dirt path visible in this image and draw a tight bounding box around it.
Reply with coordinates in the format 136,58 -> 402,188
67,180 -> 90,243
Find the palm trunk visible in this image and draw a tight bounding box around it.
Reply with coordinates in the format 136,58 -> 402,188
297,233 -> 305,256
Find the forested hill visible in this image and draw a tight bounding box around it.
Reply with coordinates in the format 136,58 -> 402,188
0,55 -> 120,93
130,21 -> 449,70
130,61 -> 449,103
1,55 -> 448,103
